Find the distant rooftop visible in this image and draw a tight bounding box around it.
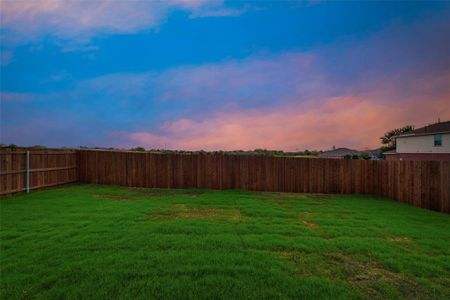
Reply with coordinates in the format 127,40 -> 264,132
398,120 -> 450,137
319,148 -> 360,158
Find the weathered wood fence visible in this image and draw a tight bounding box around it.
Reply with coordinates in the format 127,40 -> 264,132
1,148 -> 448,213
0,148 -> 79,196
78,150 -> 450,213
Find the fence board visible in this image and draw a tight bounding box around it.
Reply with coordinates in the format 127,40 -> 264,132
0,149 -> 79,196
76,150 -> 449,213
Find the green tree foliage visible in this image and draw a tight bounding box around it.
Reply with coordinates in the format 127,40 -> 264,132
359,152 -> 371,160
380,125 -> 414,152
0,144 -> 322,158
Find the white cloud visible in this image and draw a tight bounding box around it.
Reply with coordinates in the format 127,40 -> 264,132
0,0 -> 241,46
189,5 -> 248,18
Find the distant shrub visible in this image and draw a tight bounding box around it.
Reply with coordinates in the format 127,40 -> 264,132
359,152 -> 370,160
130,147 -> 146,152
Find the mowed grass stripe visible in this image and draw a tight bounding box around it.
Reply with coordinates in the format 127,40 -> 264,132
1,184 -> 449,299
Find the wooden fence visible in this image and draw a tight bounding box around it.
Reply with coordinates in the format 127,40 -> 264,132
0,149 -> 79,196
78,150 -> 450,213
1,148 -> 448,213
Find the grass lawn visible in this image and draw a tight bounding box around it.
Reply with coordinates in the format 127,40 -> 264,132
1,184 -> 449,299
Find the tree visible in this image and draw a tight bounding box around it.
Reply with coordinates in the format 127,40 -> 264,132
380,125 -> 414,152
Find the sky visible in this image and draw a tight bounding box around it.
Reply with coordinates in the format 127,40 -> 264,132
1,0 -> 450,151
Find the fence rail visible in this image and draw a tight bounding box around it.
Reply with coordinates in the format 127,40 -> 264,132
0,149 -> 79,196
78,150 -> 450,213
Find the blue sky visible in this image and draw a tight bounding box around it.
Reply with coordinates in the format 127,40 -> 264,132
1,1 -> 450,150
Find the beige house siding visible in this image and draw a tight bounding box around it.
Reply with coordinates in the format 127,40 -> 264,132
396,133 -> 450,153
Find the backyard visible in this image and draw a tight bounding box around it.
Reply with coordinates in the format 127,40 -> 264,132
1,184 -> 449,299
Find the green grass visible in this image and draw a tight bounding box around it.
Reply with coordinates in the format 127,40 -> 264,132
1,184 -> 449,299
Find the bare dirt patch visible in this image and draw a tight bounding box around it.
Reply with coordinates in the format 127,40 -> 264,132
329,254 -> 424,299
299,212 -> 319,228
301,220 -> 318,228
275,251 -> 425,299
386,236 -> 410,242
386,236 -> 418,251
148,204 -> 251,222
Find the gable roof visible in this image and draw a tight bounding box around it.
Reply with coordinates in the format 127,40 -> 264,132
319,148 -> 359,158
397,120 -> 450,138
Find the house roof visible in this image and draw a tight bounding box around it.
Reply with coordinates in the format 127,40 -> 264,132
319,147 -> 382,158
319,148 -> 359,158
397,120 -> 450,138
383,150 -> 397,155
365,148 -> 382,156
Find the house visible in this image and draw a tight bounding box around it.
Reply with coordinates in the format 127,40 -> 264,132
365,148 -> 383,160
385,120 -> 450,161
319,147 -> 382,159
319,147 -> 360,159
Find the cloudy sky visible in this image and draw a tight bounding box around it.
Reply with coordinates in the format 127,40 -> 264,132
1,0 -> 449,151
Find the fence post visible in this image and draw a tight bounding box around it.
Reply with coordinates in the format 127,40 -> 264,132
26,151 -> 30,193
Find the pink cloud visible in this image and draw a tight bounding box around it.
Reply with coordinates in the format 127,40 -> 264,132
3,7 -> 449,150
119,41 -> 450,151
126,91 -> 450,151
